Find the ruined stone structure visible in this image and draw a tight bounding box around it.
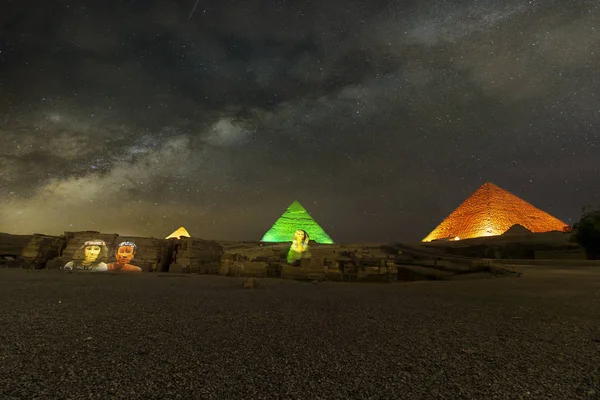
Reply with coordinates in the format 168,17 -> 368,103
0,224 -> 593,283
423,182 -> 569,242
114,235 -> 174,272
16,234 -> 64,269
261,200 -> 334,244
0,233 -> 33,267
169,237 -> 223,273
0,231 -> 223,273
45,231 -> 119,270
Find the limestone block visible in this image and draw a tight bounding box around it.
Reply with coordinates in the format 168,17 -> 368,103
21,234 -> 66,269
189,261 -> 201,274
0,233 -> 33,257
176,238 -> 223,260
219,258 -> 232,276
138,262 -> 154,273
325,270 -> 343,281
199,262 -> 220,275
299,258 -> 311,269
238,261 -> 268,277
114,236 -> 169,270
168,264 -> 190,274
281,264 -> 305,280
175,257 -> 191,267
266,262 -> 282,278
45,258 -> 65,270
228,261 -> 246,277
302,258 -> 325,280
21,234 -> 64,258
242,277 -> 261,289
309,258 -> 325,270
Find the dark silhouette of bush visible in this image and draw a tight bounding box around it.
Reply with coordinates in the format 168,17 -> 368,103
572,206 -> 600,260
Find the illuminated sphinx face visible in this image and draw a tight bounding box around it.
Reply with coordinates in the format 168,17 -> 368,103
116,245 -> 135,264
292,230 -> 309,253
83,245 -> 102,263
294,230 -> 306,242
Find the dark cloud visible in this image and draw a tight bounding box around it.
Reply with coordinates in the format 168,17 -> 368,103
0,0 -> 599,241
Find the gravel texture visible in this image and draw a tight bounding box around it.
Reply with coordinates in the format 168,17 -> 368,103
0,267 -> 599,399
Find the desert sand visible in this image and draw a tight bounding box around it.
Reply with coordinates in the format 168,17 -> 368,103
0,266 -> 598,399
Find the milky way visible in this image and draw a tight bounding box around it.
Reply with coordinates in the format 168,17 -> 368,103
0,0 -> 599,242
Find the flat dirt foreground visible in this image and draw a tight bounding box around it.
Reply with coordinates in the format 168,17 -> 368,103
0,267 -> 599,399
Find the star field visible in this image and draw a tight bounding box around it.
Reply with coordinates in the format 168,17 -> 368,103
0,0 -> 599,242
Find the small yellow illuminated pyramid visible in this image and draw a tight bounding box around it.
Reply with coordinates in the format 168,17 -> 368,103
165,226 -> 191,239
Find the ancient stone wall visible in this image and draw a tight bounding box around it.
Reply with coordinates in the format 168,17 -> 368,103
0,233 -> 34,267
169,238 -> 224,273
21,234 -> 66,270
219,252 -> 400,282
116,235 -> 172,272
45,231 -> 119,270
2,229 -> 594,282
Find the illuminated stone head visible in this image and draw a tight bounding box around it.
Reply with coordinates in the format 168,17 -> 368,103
292,229 -> 310,252
115,241 -> 137,264
74,239 -> 108,263
294,229 -> 308,242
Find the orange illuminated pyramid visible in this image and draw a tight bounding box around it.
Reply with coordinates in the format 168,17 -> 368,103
422,183 -> 568,242
165,227 -> 191,239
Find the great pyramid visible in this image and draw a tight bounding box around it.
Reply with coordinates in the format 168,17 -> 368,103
261,201 -> 334,244
422,182 -> 568,242
165,226 -> 191,239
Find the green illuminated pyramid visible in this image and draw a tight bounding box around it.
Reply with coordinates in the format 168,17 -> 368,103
261,201 -> 334,244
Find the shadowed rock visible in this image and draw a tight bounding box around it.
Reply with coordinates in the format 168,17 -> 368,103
242,277 -> 260,289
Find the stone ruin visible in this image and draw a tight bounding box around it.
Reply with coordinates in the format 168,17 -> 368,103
0,232 -> 37,268
1,231 -> 489,282
0,231 -> 223,273
4,229 -> 593,282
422,230 -> 586,260
169,237 -> 224,274
214,243 -> 508,283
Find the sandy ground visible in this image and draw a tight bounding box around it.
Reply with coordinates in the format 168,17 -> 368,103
0,267 -> 599,400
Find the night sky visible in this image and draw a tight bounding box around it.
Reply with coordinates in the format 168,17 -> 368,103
1,0 -> 599,242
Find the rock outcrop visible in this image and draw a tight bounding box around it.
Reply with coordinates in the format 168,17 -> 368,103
1,231 -> 224,272
46,231 -> 118,270
0,233 -> 35,267
116,235 -> 173,272
0,229 -> 593,282
169,238 -> 224,273
21,234 -> 66,270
